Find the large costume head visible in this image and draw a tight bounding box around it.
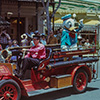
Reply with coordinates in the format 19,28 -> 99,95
62,14 -> 76,30
61,14 -> 84,51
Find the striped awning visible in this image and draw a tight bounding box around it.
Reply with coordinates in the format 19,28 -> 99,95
54,19 -> 63,24
84,20 -> 100,25
55,0 -> 100,14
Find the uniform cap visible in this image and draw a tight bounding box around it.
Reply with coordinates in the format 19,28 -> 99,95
61,14 -> 71,21
33,34 -> 40,40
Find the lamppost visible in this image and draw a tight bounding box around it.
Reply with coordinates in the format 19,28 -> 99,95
17,0 -> 21,44
0,0 -> 2,16
98,15 -> 100,45
36,0 -> 38,30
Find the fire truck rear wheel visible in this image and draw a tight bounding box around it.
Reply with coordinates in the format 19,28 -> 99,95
0,79 -> 21,100
73,69 -> 88,93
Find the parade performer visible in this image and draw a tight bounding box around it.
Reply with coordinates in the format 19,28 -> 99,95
14,34 -> 46,78
61,14 -> 84,51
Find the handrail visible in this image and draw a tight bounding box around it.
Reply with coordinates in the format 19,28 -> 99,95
8,44 -> 61,50
53,49 -> 95,58
53,45 -> 98,51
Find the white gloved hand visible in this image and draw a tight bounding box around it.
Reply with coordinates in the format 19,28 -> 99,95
22,49 -> 28,52
79,19 -> 84,27
79,19 -> 84,24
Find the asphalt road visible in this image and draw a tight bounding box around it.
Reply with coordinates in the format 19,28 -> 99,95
21,80 -> 100,100
21,58 -> 100,100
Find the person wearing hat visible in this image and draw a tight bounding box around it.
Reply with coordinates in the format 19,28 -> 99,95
0,28 -> 11,49
21,33 -> 28,46
47,30 -> 58,44
40,33 -> 47,45
30,30 -> 40,46
14,34 -> 46,78
6,40 -> 13,48
61,14 -> 84,51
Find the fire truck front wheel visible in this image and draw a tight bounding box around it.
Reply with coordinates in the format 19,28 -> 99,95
0,79 -> 21,100
73,69 -> 88,93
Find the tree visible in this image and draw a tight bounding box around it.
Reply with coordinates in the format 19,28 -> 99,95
41,0 -> 61,35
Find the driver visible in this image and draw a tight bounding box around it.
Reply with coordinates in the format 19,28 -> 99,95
14,34 -> 46,78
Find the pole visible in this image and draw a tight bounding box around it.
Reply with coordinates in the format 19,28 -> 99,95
52,3 -> 55,31
36,1 -> 38,30
17,0 -> 21,44
95,29 -> 97,53
0,0 -> 2,16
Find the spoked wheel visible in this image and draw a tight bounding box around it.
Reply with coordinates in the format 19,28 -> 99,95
0,79 -> 21,100
73,69 -> 88,93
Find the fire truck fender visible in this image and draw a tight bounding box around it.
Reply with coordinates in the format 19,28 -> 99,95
71,65 -> 91,84
0,65 -> 28,96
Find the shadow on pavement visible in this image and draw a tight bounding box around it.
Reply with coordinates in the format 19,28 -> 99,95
86,87 -> 99,92
21,86 -> 99,100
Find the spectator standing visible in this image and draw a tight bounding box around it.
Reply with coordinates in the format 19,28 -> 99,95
78,41 -> 83,50
0,28 -> 11,49
56,28 -> 63,43
40,33 -> 47,45
84,39 -> 90,48
30,30 -> 39,46
47,30 -> 58,44
6,40 -> 13,48
21,34 -> 28,46
10,40 -> 19,62
12,40 -> 19,47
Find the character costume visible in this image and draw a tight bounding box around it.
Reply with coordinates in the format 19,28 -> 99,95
61,14 -> 84,51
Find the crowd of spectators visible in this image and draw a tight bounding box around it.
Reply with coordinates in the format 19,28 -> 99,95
0,27 -> 93,51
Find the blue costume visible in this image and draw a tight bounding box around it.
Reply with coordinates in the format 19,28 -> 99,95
61,14 -> 84,51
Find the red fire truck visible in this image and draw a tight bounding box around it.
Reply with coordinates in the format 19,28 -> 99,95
0,43 -> 99,100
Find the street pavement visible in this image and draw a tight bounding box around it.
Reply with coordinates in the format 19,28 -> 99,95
21,57 -> 100,100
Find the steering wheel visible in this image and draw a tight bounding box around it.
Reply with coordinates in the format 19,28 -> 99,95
0,49 -> 12,62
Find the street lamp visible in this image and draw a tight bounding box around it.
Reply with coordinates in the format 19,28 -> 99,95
98,15 -> 100,45
98,15 -> 100,35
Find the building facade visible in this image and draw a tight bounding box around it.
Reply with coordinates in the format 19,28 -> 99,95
0,0 -> 46,43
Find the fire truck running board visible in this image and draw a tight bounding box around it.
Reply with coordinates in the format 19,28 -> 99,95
27,85 -> 72,97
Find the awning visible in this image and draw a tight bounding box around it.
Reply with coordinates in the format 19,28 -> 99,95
84,20 -> 100,25
54,19 -> 63,24
55,0 -> 100,14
